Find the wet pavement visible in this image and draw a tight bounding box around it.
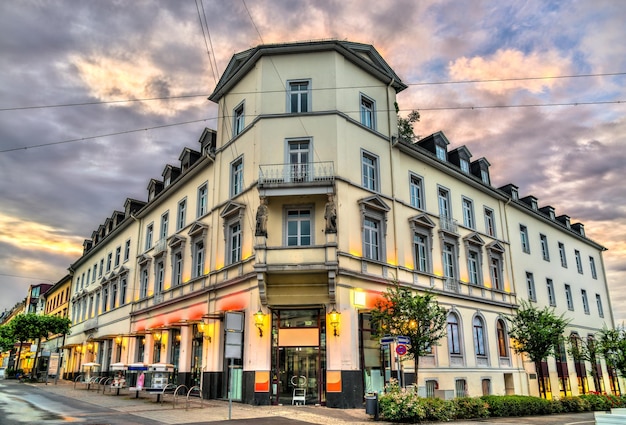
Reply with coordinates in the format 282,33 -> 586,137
0,378 -> 599,425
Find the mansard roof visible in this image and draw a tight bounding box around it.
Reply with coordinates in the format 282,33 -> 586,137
209,40 -> 407,102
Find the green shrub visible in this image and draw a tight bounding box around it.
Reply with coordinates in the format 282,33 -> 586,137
481,395 -> 552,417
421,397 -> 454,422
452,397 -> 489,419
559,396 -> 590,412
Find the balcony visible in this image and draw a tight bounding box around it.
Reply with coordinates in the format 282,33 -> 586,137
439,215 -> 458,234
258,161 -> 335,196
153,239 -> 167,255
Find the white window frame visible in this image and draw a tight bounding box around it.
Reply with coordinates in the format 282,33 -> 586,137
413,232 -> 430,273
287,79 -> 311,113
442,242 -> 457,280
547,278 -> 556,306
581,289 -> 590,314
160,212 -> 169,240
140,268 -> 149,298
462,197 -> 475,229
436,145 -> 446,161
520,225 -> 530,253
145,223 -> 153,251
558,242 -> 567,268
233,101 -> 245,136
173,251 -> 183,286
447,312 -> 462,356
114,246 -> 121,268
192,239 -> 205,278
438,186 -> 451,219
565,284 -> 574,310
490,256 -> 503,291
575,250 -> 583,274
540,234 -> 550,261
230,157 -> 244,197
360,93 -> 375,129
590,256 -> 597,279
363,216 -> 381,261
228,221 -> 242,265
596,294 -> 604,317
285,207 -> 312,247
124,240 -> 130,262
484,207 -> 496,237
409,173 -> 424,209
460,158 -> 470,173
155,259 -> 164,294
106,253 -> 112,272
197,183 -> 208,217
177,198 -> 187,231
287,139 -> 311,182
361,150 -> 379,192
467,249 -> 481,286
473,316 -> 487,357
526,272 -> 536,302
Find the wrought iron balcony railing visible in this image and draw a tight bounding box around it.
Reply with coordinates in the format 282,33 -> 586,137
259,161 -> 335,187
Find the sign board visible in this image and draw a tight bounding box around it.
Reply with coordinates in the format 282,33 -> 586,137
225,312 -> 244,359
47,354 -> 60,377
379,336 -> 395,345
396,336 -> 411,345
396,345 -> 407,356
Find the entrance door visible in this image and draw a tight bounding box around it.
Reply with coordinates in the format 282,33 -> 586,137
277,347 -> 319,405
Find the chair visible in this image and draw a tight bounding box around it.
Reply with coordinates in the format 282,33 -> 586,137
292,387 -> 306,405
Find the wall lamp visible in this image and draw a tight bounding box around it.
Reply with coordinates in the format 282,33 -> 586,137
198,319 -> 212,342
254,309 -> 265,337
152,330 -> 162,343
329,307 -> 341,337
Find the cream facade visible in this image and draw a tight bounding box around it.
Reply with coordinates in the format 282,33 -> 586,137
502,184 -> 616,397
61,40 -> 618,407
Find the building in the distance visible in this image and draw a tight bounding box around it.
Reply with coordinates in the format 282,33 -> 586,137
61,40 -> 618,407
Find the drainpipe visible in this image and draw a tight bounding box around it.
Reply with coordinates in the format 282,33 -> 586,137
386,78 -> 400,279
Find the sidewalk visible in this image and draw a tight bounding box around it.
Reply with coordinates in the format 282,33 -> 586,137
30,380 -> 597,425
30,379 -> 378,425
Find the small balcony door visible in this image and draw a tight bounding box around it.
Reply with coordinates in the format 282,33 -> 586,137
289,140 -> 310,182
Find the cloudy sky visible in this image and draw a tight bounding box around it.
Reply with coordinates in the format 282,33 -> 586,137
1,1 -> 625,323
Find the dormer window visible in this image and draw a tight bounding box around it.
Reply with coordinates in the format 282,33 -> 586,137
481,169 -> 490,185
511,187 -> 519,200
531,199 -> 538,210
436,145 -> 446,161
460,159 -> 470,173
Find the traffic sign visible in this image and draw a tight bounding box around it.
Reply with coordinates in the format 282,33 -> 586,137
396,336 -> 410,345
396,344 -> 407,356
379,336 -> 395,345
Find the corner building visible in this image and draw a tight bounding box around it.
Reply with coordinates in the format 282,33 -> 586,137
63,40 -> 617,407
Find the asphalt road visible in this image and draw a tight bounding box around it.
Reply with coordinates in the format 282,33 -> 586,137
0,379 -> 162,425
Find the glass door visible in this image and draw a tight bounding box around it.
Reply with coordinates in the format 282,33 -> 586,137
277,347 -> 319,405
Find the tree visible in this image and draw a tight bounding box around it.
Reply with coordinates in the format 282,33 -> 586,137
597,325 -> 626,381
370,282 -> 447,385
395,102 -> 420,142
6,314 -> 71,379
0,321 -> 16,353
506,300 -> 570,398
568,333 -> 602,392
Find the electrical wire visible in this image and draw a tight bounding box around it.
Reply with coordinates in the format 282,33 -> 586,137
2,72 -> 624,112
0,117 -> 213,153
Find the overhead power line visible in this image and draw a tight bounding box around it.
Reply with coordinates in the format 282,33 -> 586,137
2,72 -> 624,112
0,117 -> 213,153
1,99 -> 623,154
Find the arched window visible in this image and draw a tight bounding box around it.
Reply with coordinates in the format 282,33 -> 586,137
447,313 -> 461,355
496,319 -> 509,358
473,316 -> 486,356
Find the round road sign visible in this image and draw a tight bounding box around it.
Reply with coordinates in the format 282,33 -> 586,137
396,344 -> 407,356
